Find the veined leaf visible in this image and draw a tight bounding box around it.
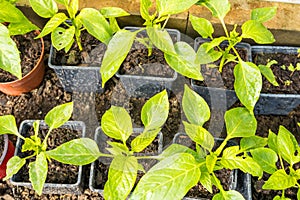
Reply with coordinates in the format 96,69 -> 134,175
55,0 -> 69,6
199,171 -> 213,193
196,43 -> 222,65
206,154 -> 217,173
241,20 -> 275,44
100,7 -> 130,18
263,169 -> 297,190
4,156 -> 26,181
212,190 -> 245,200
225,107 -> 257,139
8,21 -> 39,36
182,85 -> 210,126
35,13 -> 68,39
100,30 -> 136,87
104,155 -> 138,200
258,60 -> 279,86
141,90 -> 169,131
268,130 -> 278,153
29,0 -> 58,18
107,141 -> 129,155
189,15 -> 214,39
200,0 -> 230,19
234,61 -> 262,112
165,42 -> 203,80
240,136 -> 267,151
45,102 -> 73,129
0,24 -> 21,79
46,138 -> 100,165
158,144 -> 199,161
0,1 -> 31,23
29,152 -> 48,195
0,115 -> 20,137
131,128 -> 161,153
250,147 -> 278,174
77,8 -> 112,44
130,153 -> 200,200
157,0 -> 198,16
67,0 -> 78,19
251,7 -> 277,23
277,126 -> 298,164
101,106 -> 132,142
51,26 -> 75,51
140,0 -> 152,21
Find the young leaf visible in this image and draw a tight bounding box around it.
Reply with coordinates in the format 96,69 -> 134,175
251,7 -> 277,23
0,115 -> 20,137
140,0 -> 152,21
212,190 -> 245,200
141,90 -> 169,131
189,15 -> 214,39
196,43 -> 222,65
225,107 -> 257,139
100,7 -> 130,18
54,0 -> 69,6
29,152 -> 48,196
8,20 -> 39,36
131,153 -> 200,200
46,138 -> 100,165
104,155 -> 138,200
131,128 -> 161,153
165,42 -> 203,81
107,141 -> 129,155
258,60 -> 279,86
156,0 -> 198,16
35,13 -> 68,39
67,0 -> 78,19
241,20 -> 275,44
250,148 -> 278,174
199,171 -> 213,193
183,121 -> 214,152
182,85 -> 210,126
146,27 -> 176,56
22,138 -> 40,152
77,8 -> 112,45
0,24 -> 22,79
268,130 -> 278,153
263,169 -> 297,190
200,0 -> 230,19
29,0 -> 58,18
4,156 -> 26,181
100,30 -> 136,87
51,26 -> 75,51
234,61 -> 262,112
277,126 -> 298,164
101,106 -> 133,142
240,136 -> 268,151
45,102 -> 73,129
158,144 -> 199,161
206,154 -> 217,173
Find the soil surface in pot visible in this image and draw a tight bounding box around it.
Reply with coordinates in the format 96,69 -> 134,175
51,31 -> 106,66
0,31 -> 42,82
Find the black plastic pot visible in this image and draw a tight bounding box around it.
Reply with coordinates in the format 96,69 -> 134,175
48,45 -> 104,93
116,26 -> 179,98
10,120 -> 86,194
0,134 -> 15,179
173,133 -> 252,200
89,126 -> 163,195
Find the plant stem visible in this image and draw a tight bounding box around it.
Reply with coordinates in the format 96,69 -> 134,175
162,15 -> 170,29
136,155 -> 160,160
212,172 -> 226,196
215,137 -> 229,156
42,128 -> 53,148
232,46 -> 242,62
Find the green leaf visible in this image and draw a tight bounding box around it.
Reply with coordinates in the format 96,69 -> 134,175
263,169 -> 297,190
199,171 -> 213,193
189,15 -> 214,38
205,37 -> 227,51
101,106 -> 132,142
131,153 -> 200,200
36,13 -> 68,38
140,0 -> 152,21
206,154 -> 217,173
258,60 -> 279,86
251,7 -> 277,23
100,30 -> 136,87
29,152 -> 48,195
46,138 -> 100,165
241,20 -> 275,44
141,90 -> 169,131
0,115 -> 20,137
29,0 -> 58,18
212,190 -> 245,200
268,130 -> 278,153
165,42 -> 203,80
158,144 -> 199,160
67,0 -> 78,19
157,0 -> 198,16
196,43 -> 222,65
45,102 -> 73,129
104,155 -> 138,200
0,1 -> 29,23
0,24 -> 21,79
106,141 -> 129,155
240,136 -> 268,151
77,8 -> 112,45
51,26 -> 75,51
55,0 -> 69,6
182,85 -> 210,126
22,138 -> 40,152
8,21 -> 39,36
250,148 -> 278,174
147,27 -> 176,55
200,0 -> 230,19
4,156 -> 26,181
131,128 -> 161,153
234,61 -> 262,112
225,107 -> 257,139
183,121 -> 214,151
277,126 -> 298,164
33,120 -> 39,137
297,188 -> 300,200
100,7 -> 130,18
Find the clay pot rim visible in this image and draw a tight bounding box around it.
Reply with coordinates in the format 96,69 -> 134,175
0,30 -> 45,85
0,135 -> 8,165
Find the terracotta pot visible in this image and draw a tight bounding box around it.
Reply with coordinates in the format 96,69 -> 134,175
0,134 -> 15,179
0,31 -> 45,96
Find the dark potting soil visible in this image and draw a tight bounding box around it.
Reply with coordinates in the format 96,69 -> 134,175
253,51 -> 300,94
14,127 -> 80,184
0,135 -> 4,161
52,31 -> 106,66
0,31 -> 42,82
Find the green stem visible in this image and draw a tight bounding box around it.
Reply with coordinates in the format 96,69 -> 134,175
98,153 -> 115,158
162,15 -> 170,29
232,46 -> 242,62
220,19 -> 229,38
42,127 -> 53,148
215,137 -> 229,156
212,172 -> 226,195
136,155 -> 160,160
